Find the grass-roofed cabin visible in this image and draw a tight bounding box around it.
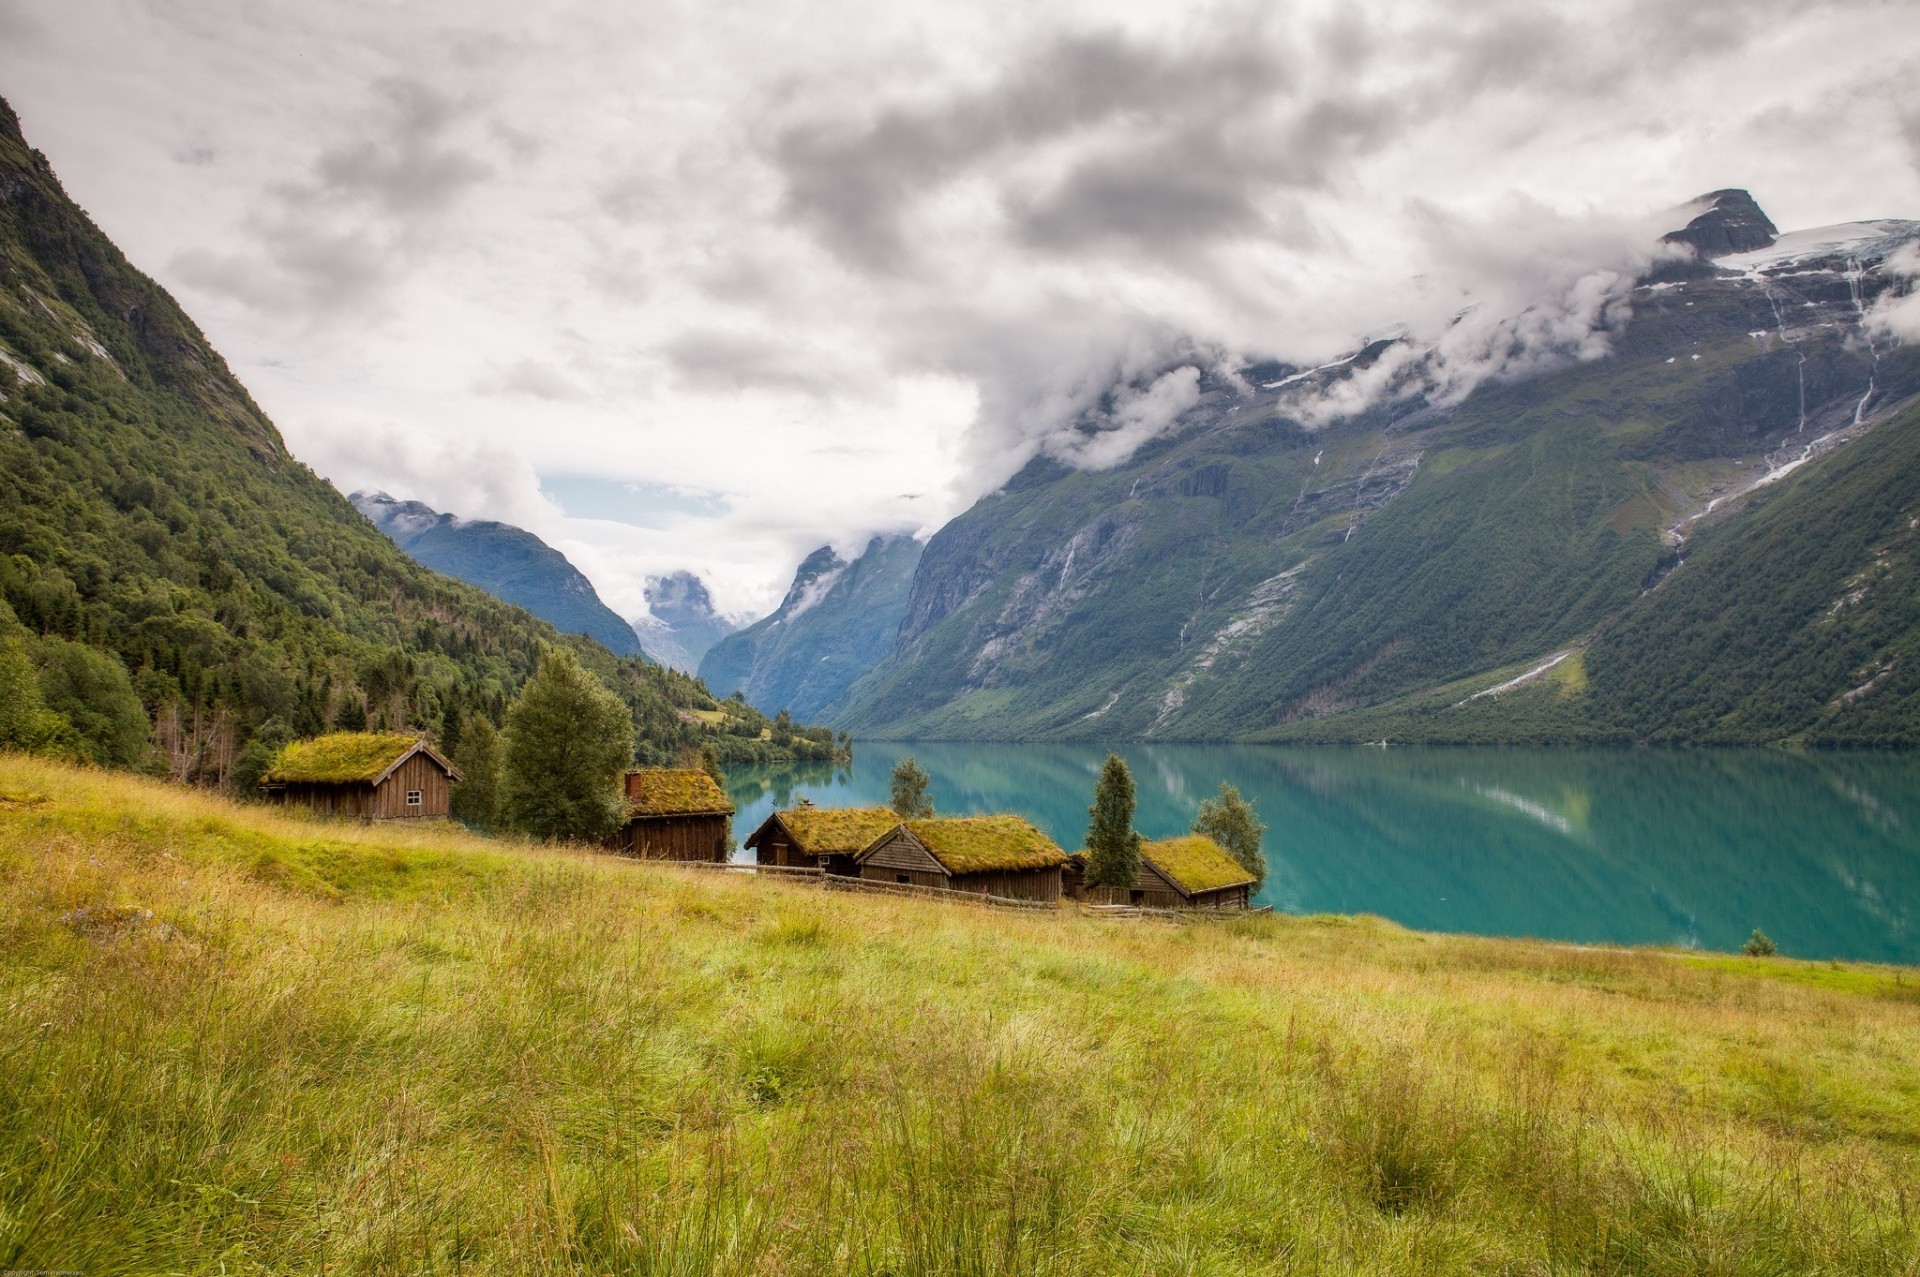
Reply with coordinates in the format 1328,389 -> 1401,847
743,805 -> 899,876
607,768 -> 735,862
856,816 -> 1068,902
1086,835 -> 1257,910
262,733 -> 461,821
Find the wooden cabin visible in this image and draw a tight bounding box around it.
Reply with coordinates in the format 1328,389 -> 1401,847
856,815 -> 1068,902
1083,835 -> 1256,910
606,768 -> 735,861
1061,850 -> 1088,900
744,804 -> 900,875
262,732 -> 461,820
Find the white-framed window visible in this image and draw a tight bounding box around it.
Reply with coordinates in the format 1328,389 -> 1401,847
405,789 -> 423,807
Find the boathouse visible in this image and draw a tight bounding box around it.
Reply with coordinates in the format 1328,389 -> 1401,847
607,768 -> 735,861
856,815 -> 1068,902
744,804 -> 900,875
1085,834 -> 1256,910
262,732 -> 461,820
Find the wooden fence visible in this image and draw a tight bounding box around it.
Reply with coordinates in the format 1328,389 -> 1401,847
623,858 -> 1267,919
628,858 -> 1055,911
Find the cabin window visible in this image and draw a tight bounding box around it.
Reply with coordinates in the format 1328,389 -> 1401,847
896,874 -> 910,884
406,789 -> 423,807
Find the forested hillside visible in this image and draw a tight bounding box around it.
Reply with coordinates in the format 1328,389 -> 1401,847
0,97 -> 832,782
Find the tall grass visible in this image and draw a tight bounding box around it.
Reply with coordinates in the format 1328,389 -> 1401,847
1,755 -> 1917,1274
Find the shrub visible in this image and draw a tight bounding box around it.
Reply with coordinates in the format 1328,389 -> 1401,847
1744,928 -> 1778,957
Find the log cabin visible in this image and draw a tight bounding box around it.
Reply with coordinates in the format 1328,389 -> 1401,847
743,804 -> 900,875
262,732 -> 461,820
856,815 -> 1068,902
1084,834 -> 1256,910
606,768 -> 735,861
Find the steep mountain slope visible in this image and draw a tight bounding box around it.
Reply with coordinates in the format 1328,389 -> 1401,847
630,570 -> 737,674
837,195 -> 1920,743
352,491 -> 643,657
700,534 -> 922,718
0,97 -> 822,780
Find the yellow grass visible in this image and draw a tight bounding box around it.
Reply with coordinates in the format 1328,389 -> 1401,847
2,754 -> 1917,1274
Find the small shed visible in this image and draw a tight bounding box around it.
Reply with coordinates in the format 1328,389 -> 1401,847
1085,835 -> 1256,910
607,768 -> 735,861
856,815 -> 1068,902
744,805 -> 900,875
262,732 -> 461,820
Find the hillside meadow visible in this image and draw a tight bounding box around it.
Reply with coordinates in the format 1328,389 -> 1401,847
2,757 -> 1918,1274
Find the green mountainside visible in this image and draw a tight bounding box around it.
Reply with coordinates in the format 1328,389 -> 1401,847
837,201 -> 1920,744
700,534 -> 922,719
0,97 -> 827,780
351,492 -> 644,657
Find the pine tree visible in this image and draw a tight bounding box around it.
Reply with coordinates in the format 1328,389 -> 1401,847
1084,753 -> 1141,888
698,740 -> 725,786
1191,781 -> 1267,889
889,755 -> 934,818
501,648 -> 632,841
451,715 -> 504,831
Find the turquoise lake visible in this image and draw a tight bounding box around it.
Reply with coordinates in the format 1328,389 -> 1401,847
725,744 -> 1920,964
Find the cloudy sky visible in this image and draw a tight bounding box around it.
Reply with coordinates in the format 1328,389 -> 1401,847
3,0 -> 1917,620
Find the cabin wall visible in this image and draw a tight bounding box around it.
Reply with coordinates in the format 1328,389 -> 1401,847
859,864 -> 951,890
371,753 -> 452,819
861,832 -> 946,875
951,867 -> 1062,902
278,782 -> 375,818
611,814 -> 730,862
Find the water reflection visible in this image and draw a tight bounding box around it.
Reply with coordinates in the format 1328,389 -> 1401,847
725,744 -> 1920,963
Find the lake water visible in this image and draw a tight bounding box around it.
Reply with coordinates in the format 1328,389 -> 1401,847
725,743 -> 1920,964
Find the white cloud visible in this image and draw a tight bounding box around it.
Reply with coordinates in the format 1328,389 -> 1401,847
3,0 -> 1918,617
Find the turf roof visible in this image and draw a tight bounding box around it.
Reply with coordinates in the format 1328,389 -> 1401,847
773,806 -> 901,854
264,733 -> 420,785
625,768 -> 734,817
902,816 -> 1067,874
1141,835 -> 1255,895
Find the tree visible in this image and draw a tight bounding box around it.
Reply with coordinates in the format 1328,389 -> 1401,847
1744,928 -> 1778,957
890,755 -> 934,818
0,635 -> 53,752
698,740 -> 725,786
451,715 -> 504,831
1192,781 -> 1268,889
772,708 -> 793,748
502,648 -> 632,841
1084,753 -> 1141,888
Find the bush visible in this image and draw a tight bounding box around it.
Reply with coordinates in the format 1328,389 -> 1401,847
1744,928 -> 1778,957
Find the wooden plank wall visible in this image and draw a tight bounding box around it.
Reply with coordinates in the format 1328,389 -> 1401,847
371,753 -> 452,819
613,814 -> 730,862
952,868 -> 1062,903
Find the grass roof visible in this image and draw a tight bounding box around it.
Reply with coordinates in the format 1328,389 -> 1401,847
626,769 -> 734,817
904,816 -> 1066,874
264,733 -> 419,785
776,806 -> 901,855
1142,835 -> 1255,895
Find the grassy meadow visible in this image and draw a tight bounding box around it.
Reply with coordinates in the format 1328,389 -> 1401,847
2,755 -> 1918,1274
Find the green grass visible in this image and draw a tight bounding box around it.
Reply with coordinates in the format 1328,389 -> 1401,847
3,756 -> 1918,1274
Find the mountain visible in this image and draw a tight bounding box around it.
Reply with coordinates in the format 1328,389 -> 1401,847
836,195 -> 1920,744
351,491 -> 642,657
0,96 -> 831,780
629,570 -> 737,674
699,534 -> 923,719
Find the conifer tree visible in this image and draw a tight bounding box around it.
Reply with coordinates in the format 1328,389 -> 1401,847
1085,752 -> 1141,888
890,755 -> 934,818
501,648 -> 632,841
1192,781 -> 1268,888
451,715 -> 504,831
